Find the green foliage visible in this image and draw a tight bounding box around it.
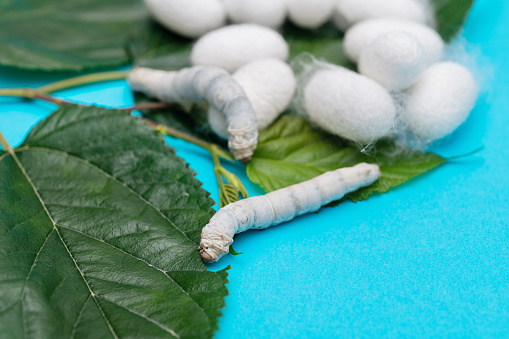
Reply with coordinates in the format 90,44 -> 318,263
247,115 -> 446,202
0,105 -> 229,338
432,0 -> 475,41
0,0 -> 475,71
0,0 -> 148,71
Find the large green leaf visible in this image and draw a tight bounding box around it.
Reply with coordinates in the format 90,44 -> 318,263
0,0 -> 148,71
432,0 -> 475,42
0,105 -> 229,338
247,115 -> 446,202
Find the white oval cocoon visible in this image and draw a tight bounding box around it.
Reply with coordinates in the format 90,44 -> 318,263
344,19 -> 444,64
143,0 -> 226,38
333,0 -> 431,31
209,58 -> 297,138
304,67 -> 396,143
287,0 -> 335,29
403,62 -> 478,142
191,24 -> 289,73
359,31 -> 427,90
223,0 -> 286,29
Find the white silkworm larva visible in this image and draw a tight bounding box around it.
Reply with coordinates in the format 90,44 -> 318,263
199,163 -> 381,263
208,58 -> 297,139
128,67 -> 258,162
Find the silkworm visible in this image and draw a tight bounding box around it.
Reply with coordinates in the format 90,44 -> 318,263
128,66 -> 258,162
359,31 -> 427,90
333,0 -> 431,31
287,0 -> 335,29
344,19 -> 444,65
303,65 -> 396,143
223,0 -> 286,29
143,0 -> 226,38
191,24 -> 289,73
199,163 -> 381,263
208,58 -> 296,138
402,62 -> 478,143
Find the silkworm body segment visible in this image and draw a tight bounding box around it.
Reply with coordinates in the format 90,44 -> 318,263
128,67 -> 258,161
199,163 -> 381,263
208,58 -> 297,138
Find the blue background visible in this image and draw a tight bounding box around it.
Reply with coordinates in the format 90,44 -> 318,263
1,0 -> 508,337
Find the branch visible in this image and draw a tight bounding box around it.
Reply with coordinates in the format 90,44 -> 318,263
0,127 -> 13,153
37,71 -> 129,94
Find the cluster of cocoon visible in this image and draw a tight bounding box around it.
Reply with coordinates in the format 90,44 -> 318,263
344,19 -> 445,65
333,0 -> 431,31
143,0 -> 226,38
303,65 -> 396,143
402,62 -> 478,143
208,58 -> 297,139
358,31 -> 427,90
191,24 -> 289,73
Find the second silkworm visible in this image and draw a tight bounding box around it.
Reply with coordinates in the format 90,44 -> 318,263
128,66 -> 258,162
199,163 -> 381,263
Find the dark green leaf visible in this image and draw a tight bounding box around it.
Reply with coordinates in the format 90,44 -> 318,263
282,21 -> 353,67
0,105 -> 228,338
0,0 -> 149,71
431,0 -> 475,41
247,115 -> 445,202
128,20 -> 193,71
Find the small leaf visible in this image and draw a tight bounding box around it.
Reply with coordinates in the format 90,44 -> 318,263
247,115 -> 446,202
0,105 -> 228,338
219,184 -> 242,208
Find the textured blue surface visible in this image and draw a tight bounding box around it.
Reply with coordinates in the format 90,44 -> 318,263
1,1 -> 508,337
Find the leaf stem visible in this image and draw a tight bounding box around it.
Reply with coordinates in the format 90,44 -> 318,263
0,127 -> 12,153
37,71 -> 129,93
141,117 -> 234,162
0,88 -> 71,105
447,146 -> 484,161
